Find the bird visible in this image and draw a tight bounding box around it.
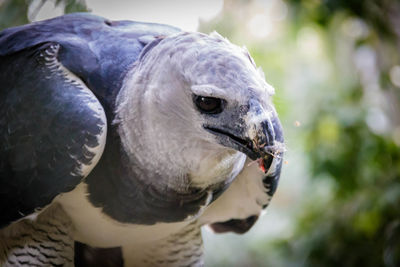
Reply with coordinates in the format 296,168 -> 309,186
0,13 -> 284,266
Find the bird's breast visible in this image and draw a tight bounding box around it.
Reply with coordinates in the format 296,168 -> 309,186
56,183 -> 191,247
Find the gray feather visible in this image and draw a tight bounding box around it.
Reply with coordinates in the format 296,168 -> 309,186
0,203 -> 74,267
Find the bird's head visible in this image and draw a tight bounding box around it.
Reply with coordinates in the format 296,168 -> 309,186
116,31 -> 284,188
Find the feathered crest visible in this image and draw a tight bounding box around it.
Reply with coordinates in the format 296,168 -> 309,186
209,31 -> 230,43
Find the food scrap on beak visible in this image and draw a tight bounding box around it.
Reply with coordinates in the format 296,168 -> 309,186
253,141 -> 286,173
258,158 -> 268,173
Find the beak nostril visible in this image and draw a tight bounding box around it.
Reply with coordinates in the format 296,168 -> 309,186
260,119 -> 275,147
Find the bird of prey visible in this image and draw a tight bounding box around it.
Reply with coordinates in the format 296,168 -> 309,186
0,13 -> 284,266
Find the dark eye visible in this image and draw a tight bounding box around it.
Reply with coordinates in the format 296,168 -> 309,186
194,95 -> 224,114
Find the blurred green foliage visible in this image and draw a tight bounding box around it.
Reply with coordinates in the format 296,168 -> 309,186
0,0 -> 87,30
62,0 -> 87,13
287,0 -> 398,39
283,94 -> 400,266
276,1 -> 400,266
201,0 -> 400,266
0,0 -> 29,29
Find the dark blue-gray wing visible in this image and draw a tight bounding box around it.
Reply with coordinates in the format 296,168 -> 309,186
0,13 -> 181,111
0,42 -> 107,228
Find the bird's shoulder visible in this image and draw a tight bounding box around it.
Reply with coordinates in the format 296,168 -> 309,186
0,13 -> 181,109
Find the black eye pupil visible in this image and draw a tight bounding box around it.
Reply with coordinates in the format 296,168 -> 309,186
194,95 -> 224,114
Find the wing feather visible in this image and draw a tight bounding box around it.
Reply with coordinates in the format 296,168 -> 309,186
0,42 -> 107,228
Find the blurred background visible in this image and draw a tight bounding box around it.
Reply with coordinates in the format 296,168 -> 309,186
1,0 -> 399,266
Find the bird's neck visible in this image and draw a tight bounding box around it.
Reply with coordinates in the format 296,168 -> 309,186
88,67 -> 245,225
84,123 -> 230,225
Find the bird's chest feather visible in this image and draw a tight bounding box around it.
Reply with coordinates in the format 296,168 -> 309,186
56,138 -> 245,247
56,183 -> 191,247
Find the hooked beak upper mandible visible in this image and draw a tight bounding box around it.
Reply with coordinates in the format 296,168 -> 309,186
246,100 -> 285,160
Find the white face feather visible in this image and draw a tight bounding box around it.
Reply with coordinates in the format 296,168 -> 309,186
115,31 -> 275,190
198,157 -> 272,224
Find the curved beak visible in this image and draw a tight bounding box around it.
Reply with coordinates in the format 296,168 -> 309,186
204,101 -> 284,164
